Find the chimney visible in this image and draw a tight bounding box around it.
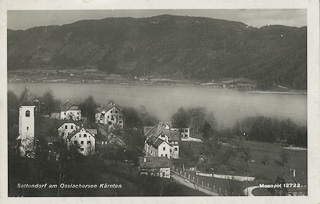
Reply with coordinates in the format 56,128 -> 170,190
143,158 -> 146,163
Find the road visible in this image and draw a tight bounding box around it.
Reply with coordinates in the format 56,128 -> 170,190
171,172 -> 220,196
243,186 -> 260,196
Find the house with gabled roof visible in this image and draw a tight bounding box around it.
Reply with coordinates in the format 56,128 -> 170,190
60,100 -> 81,121
95,103 -> 124,129
67,126 -> 96,156
138,157 -> 171,178
145,135 -> 172,159
144,123 -> 180,159
57,121 -> 80,142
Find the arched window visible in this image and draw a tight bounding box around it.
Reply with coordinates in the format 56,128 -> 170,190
25,110 -> 30,117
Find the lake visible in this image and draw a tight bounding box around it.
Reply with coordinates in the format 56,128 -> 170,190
8,83 -> 307,128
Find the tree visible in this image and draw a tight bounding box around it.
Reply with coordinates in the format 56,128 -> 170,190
242,147 -> 252,163
79,96 -> 97,125
262,154 -> 270,166
280,150 -> 290,168
202,121 -> 213,140
171,107 -> 189,128
40,90 -> 60,115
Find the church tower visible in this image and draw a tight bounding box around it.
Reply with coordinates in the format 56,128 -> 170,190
18,86 -> 36,158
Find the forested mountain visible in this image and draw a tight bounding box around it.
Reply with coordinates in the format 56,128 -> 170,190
7,15 -> 307,89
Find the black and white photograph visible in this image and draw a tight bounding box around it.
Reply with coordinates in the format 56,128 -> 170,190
1,0 -> 320,203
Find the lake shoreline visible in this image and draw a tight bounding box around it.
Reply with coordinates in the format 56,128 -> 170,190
7,81 -> 307,95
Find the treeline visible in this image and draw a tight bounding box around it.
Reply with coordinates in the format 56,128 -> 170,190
171,107 -> 217,137
170,107 -> 307,147
233,116 -> 307,147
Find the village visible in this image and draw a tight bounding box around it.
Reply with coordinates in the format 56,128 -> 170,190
8,86 -> 307,196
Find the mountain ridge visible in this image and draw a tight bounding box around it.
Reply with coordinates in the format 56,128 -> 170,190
7,15 -> 307,90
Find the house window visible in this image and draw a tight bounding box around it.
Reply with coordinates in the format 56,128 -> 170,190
79,135 -> 81,138
84,134 -> 87,137
163,147 -> 165,151
107,116 -> 109,118
27,127 -> 29,130
174,147 -> 178,151
119,121 -> 122,124
87,141 -> 91,144
71,125 -> 73,129
81,141 -> 84,144
74,141 -> 78,145
80,148 -> 84,151
161,154 -> 163,157
25,110 -> 30,117
165,154 -> 167,157
65,125 -> 68,129
77,112 -> 79,115
115,111 -> 118,114
64,112 -> 66,115
111,111 -> 112,113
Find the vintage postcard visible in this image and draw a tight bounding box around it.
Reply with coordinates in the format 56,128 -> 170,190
1,0 -> 319,204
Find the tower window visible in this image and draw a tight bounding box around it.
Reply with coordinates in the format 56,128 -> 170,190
25,110 -> 30,117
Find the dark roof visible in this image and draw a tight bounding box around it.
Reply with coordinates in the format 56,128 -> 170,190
95,103 -> 122,113
144,124 -> 181,141
67,127 -> 96,140
60,100 -> 80,111
161,129 -> 180,141
138,157 -> 171,168
146,135 -> 157,145
143,126 -> 156,136
20,86 -> 36,106
152,138 -> 171,148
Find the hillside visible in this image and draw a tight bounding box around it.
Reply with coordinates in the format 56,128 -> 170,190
7,15 -> 307,90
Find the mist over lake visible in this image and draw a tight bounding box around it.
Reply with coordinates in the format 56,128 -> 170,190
8,83 -> 307,128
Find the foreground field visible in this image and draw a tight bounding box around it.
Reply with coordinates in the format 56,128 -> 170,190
244,140 -> 307,183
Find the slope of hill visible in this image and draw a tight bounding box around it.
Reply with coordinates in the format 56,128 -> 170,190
7,15 -> 307,90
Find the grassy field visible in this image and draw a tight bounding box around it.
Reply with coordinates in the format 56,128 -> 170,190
243,141 -> 307,184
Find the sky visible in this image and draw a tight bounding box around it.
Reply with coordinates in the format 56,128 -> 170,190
7,9 -> 307,30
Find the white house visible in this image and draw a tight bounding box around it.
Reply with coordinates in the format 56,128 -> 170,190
60,100 -> 81,121
57,122 -> 79,142
67,127 -> 97,156
95,103 -> 124,129
144,136 -> 172,159
144,123 -> 180,159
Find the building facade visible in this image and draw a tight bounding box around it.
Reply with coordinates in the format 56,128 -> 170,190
95,103 -> 124,129
67,127 -> 96,156
138,157 -> 171,178
60,100 -> 81,121
18,102 -> 36,158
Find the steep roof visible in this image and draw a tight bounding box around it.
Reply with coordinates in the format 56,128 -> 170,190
138,157 -> 171,168
60,100 -> 80,111
20,86 -> 36,106
95,103 -> 122,113
144,124 -> 181,141
143,126 -> 156,136
161,129 -> 180,141
67,127 -> 96,140
152,138 -> 171,148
